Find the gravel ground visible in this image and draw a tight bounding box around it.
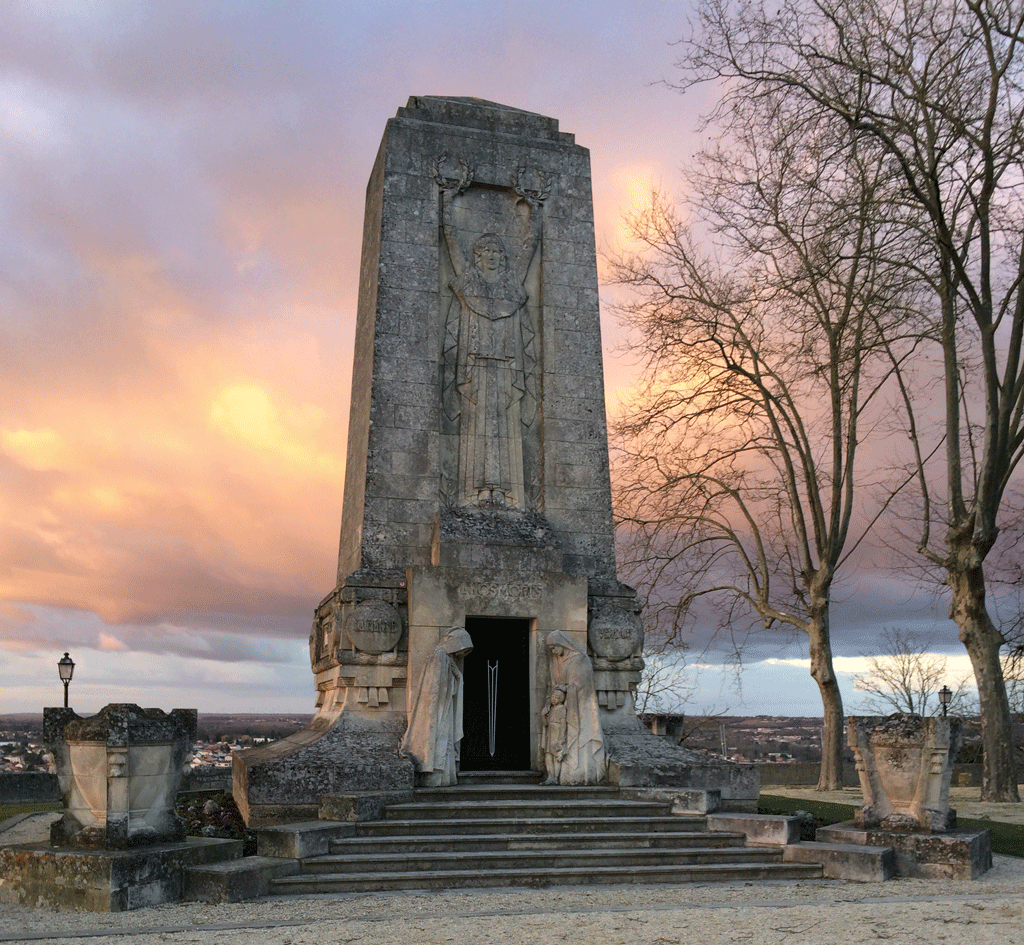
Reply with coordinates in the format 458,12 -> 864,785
2,791 -> 1022,945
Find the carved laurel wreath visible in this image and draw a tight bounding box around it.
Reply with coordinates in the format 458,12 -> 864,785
511,164 -> 550,204
432,153 -> 473,194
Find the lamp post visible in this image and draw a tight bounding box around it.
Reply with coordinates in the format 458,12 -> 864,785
938,684 -> 952,719
57,652 -> 75,708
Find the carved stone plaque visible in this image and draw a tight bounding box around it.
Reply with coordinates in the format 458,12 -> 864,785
588,605 -> 644,662
345,600 -> 403,654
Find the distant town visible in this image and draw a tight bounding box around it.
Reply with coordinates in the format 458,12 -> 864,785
0,712 -> 990,774
0,713 -> 315,775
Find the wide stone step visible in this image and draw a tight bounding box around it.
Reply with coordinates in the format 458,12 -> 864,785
268,860 -> 823,895
356,815 -> 700,837
302,845 -> 780,875
414,784 -> 621,803
329,830 -> 748,856
384,799 -> 671,820
456,770 -> 541,784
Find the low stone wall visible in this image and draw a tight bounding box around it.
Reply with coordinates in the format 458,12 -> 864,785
757,763 -> 860,787
756,762 -> 984,788
182,768 -> 233,794
2,767 -> 233,805
0,771 -> 60,803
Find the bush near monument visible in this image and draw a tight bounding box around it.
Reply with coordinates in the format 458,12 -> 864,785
176,792 -> 255,855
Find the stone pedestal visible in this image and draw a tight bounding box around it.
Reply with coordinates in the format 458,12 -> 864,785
0,838 -> 241,912
45,704 -> 196,849
848,714 -> 962,832
816,823 -> 991,879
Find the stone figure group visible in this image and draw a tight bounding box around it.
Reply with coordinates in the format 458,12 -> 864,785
542,630 -> 607,785
400,625 -> 607,787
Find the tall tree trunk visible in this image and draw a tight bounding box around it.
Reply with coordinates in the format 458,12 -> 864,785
948,553 -> 1020,802
809,608 -> 844,791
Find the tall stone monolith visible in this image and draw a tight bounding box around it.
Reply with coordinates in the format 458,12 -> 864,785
234,97 -> 754,825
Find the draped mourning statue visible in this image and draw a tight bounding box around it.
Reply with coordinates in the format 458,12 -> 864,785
437,160 -> 544,509
544,630 -> 607,785
400,627 -> 474,786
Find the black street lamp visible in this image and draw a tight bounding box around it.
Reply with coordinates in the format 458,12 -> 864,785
57,652 -> 75,708
938,684 -> 952,718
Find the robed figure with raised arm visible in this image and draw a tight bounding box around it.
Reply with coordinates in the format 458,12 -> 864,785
437,161 -> 544,510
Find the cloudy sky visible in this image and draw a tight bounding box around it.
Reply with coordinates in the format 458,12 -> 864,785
0,0 -> 979,718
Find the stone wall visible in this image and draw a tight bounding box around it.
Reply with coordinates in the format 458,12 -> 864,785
756,762 -> 984,788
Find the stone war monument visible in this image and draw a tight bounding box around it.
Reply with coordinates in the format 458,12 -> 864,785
234,97 -> 756,825
811,714 -> 992,879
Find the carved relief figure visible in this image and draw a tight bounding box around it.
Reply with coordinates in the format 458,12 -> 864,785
436,159 -> 544,509
400,626 -> 474,786
541,684 -> 568,785
544,630 -> 607,785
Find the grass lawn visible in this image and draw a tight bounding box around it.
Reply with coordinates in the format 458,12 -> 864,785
759,793 -> 1024,858
0,801 -> 61,823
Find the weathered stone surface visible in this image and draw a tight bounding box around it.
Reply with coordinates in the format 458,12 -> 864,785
619,787 -> 721,814
0,837 -> 240,911
45,704 -> 196,849
256,820 -> 356,858
334,96 -> 619,585
233,710 -> 412,827
588,604 -> 644,662
783,840 -> 896,881
603,718 -> 760,810
848,714 -> 962,832
345,599 -> 404,654
182,855 -> 299,904
707,813 -> 799,846
816,822 -> 992,879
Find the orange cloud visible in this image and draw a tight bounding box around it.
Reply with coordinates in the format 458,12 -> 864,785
1,428 -> 74,472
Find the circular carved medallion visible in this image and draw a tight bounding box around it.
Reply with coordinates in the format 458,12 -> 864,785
588,605 -> 644,661
345,600 -> 403,654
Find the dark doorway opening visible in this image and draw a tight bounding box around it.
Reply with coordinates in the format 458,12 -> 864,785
460,617 -> 531,771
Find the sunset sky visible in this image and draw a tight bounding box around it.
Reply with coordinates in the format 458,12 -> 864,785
0,1 -> 975,717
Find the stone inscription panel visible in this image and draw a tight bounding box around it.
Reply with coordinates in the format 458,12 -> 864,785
456,581 -> 545,603
588,604 -> 644,662
345,600 -> 403,654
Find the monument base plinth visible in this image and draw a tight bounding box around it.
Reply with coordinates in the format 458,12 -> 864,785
0,837 -> 241,912
816,822 -> 992,879
232,709 -> 412,827
602,717 -> 760,812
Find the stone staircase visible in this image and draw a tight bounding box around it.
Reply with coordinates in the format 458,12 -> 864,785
263,775 -> 824,896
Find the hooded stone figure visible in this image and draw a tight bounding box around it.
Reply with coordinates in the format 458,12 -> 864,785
400,626 -> 474,786
544,630 -> 607,785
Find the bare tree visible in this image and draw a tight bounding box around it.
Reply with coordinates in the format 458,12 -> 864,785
634,642 -> 696,716
676,0 -> 1023,803
854,627 -> 973,716
998,602 -> 1024,735
612,87 -> 920,788
635,643 -> 731,747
